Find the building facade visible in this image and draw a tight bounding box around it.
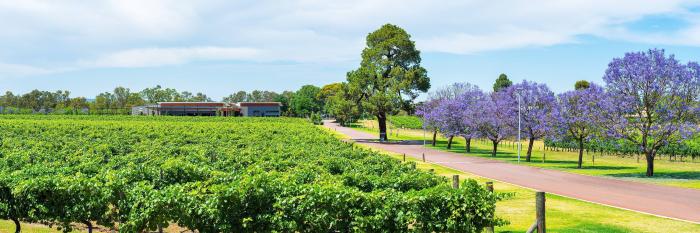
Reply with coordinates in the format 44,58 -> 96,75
238,102 -> 282,117
131,102 -> 281,117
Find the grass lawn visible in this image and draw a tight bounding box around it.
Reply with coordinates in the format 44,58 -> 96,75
354,120 -> 700,190
320,125 -> 700,232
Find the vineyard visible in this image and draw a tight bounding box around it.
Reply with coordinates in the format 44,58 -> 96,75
0,115 -> 502,232
388,116 -> 424,129
544,136 -> 700,162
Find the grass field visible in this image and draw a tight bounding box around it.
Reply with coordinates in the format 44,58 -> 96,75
322,125 -> 700,232
359,120 -> 700,190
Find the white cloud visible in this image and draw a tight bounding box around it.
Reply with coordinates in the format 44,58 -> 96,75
1,0 -> 700,73
84,47 -> 261,68
0,0 -> 197,40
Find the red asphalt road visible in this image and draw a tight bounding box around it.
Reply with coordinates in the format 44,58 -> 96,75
324,121 -> 700,224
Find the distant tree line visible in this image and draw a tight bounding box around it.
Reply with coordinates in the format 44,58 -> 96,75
0,83 -> 369,117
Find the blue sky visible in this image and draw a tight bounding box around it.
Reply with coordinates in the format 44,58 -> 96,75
2,1 -> 700,100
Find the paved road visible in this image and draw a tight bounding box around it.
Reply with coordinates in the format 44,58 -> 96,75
324,120 -> 700,224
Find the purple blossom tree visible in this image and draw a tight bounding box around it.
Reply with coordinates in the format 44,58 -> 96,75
555,83 -> 608,168
456,86 -> 485,152
416,99 -> 440,146
603,49 -> 700,176
502,80 -> 557,162
431,84 -> 484,151
419,83 -> 472,148
475,92 -> 514,156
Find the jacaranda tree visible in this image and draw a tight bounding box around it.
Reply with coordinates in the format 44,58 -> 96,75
416,99 -> 440,146
431,83 -> 484,151
417,83 -> 469,147
475,92 -> 514,156
603,49 -> 700,176
555,83 -> 608,168
502,80 -> 557,162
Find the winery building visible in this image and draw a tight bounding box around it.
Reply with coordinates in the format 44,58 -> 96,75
131,102 -> 282,117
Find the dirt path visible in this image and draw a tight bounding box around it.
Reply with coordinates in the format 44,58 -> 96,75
323,120 -> 700,224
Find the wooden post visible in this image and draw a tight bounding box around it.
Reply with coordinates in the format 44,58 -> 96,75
422,153 -> 425,162
452,175 -> 459,189
536,191 -> 546,233
429,168 -> 434,173
543,149 -> 546,163
485,181 -> 494,233
403,153 -> 406,162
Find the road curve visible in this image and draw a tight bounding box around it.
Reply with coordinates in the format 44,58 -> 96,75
323,120 -> 700,224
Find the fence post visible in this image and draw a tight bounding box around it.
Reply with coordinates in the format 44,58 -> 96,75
485,181 -> 494,233
403,153 -> 406,162
536,191 -> 546,233
452,175 -> 459,189
543,149 -> 546,163
422,153 -> 425,162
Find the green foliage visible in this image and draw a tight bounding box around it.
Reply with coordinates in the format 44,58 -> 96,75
310,112 -> 323,125
317,83 -> 343,106
325,83 -> 360,126
347,23 -> 430,140
389,115 -> 423,129
223,90 -> 281,103
493,73 -> 512,92
545,135 -> 700,161
290,85 -> 322,117
0,115 -> 502,232
575,80 -> 591,90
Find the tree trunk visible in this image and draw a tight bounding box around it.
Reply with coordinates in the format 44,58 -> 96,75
491,140 -> 498,157
577,138 -> 584,169
447,136 -> 454,149
377,112 -> 388,141
12,218 -> 20,233
432,130 -> 437,146
646,150 -> 655,177
464,137 -> 471,153
526,138 -> 534,162
84,221 -> 93,233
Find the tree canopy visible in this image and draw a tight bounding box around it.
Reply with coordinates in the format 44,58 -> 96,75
493,74 -> 512,92
290,85 -> 322,117
574,80 -> 590,90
